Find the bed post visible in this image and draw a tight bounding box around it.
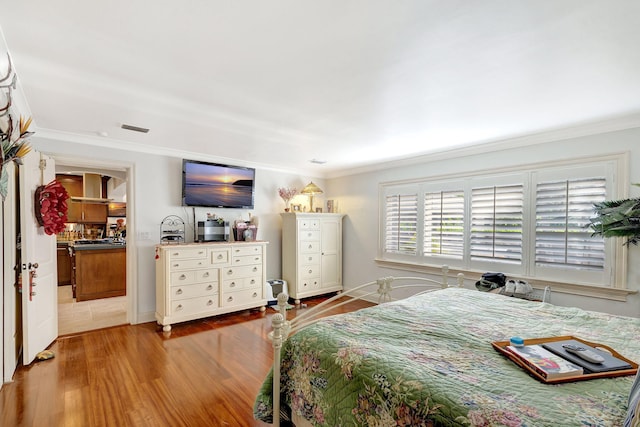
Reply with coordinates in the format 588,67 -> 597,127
442,265 -> 449,287
272,313 -> 284,427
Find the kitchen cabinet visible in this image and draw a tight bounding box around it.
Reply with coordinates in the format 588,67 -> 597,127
281,213 -> 345,304
155,241 -> 268,332
56,174 -> 108,224
56,245 -> 72,285
74,246 -> 126,301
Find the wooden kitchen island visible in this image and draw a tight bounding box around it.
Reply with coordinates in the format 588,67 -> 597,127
73,245 -> 126,301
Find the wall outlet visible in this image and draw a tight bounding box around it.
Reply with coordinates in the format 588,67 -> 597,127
139,231 -> 150,240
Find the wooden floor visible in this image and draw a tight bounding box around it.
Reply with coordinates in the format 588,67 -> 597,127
0,295 -> 373,427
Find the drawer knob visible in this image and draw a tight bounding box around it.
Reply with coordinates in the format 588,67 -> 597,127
176,304 -> 183,311
217,254 -> 223,259
254,257 -> 259,261
252,292 -> 258,298
308,244 -> 313,249
235,259 -> 240,263
230,282 -> 236,287
227,296 -> 234,302
206,285 -> 213,290
227,269 -> 233,275
308,269 -> 313,274
203,272 -> 209,277
173,263 -> 179,268
198,251 -> 204,255
176,288 -> 183,295
172,253 -> 179,256
308,257 -> 312,261
250,279 -> 255,284
252,267 -> 258,272
207,300 -> 214,306
179,274 -> 187,280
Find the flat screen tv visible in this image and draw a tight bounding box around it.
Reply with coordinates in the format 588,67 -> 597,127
182,159 -> 255,209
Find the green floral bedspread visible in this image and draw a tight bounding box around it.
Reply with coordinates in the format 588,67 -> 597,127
254,287 -> 640,426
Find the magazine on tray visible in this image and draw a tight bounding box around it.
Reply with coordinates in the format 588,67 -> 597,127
506,344 -> 584,380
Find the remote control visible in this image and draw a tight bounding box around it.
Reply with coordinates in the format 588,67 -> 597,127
562,344 -> 605,364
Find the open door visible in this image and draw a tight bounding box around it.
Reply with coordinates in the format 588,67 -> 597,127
19,150 -> 57,365
2,161 -> 19,381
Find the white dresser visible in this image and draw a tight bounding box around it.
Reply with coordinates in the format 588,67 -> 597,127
281,213 -> 344,304
155,241 -> 268,331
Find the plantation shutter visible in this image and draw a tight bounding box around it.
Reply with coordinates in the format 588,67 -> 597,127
471,184 -> 523,263
535,178 -> 606,270
384,193 -> 418,255
424,190 -> 464,258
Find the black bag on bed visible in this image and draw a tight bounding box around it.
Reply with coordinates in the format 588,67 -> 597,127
475,272 -> 507,292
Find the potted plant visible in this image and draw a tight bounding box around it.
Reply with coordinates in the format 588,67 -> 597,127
590,184 -> 640,245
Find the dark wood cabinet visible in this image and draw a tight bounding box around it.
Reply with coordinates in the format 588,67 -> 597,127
56,246 -> 72,285
74,247 -> 126,301
57,174 -> 108,224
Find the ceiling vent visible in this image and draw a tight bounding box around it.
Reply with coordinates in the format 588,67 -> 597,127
121,123 -> 149,133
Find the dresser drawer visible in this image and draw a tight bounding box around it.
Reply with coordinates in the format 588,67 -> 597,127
193,268 -> 219,284
170,268 -> 217,285
299,219 -> 320,230
170,282 -> 217,301
299,265 -> 320,279
170,270 -> 197,285
299,230 -> 320,241
169,258 -> 209,271
300,253 -> 319,264
222,288 -> 262,307
231,245 -> 263,257
211,248 -> 230,265
169,247 -> 208,260
171,296 -> 218,315
299,278 -> 320,292
222,265 -> 261,279
300,241 -> 320,254
232,254 -> 262,267
222,276 -> 261,292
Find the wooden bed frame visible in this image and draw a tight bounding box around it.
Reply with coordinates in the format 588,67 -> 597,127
269,266 -> 464,427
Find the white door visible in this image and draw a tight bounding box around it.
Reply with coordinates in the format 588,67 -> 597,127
3,161 -> 19,381
19,150 -> 57,365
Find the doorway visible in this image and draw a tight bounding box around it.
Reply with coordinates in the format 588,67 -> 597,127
53,156 -> 134,336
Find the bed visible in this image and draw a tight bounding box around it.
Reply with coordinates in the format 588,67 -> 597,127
253,270 -> 640,427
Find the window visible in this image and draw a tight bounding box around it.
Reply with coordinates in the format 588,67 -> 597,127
424,191 -> 464,258
378,155 -> 626,293
535,178 -> 606,270
471,185 -> 523,264
384,193 -> 418,255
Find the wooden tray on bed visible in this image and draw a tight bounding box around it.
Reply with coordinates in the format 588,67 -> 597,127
492,335 -> 638,384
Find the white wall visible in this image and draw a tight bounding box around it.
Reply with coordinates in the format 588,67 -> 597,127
31,136 -> 323,322
328,126 -> 640,317
25,125 -> 640,321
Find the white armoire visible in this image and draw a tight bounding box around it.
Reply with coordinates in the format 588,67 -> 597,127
281,212 -> 345,304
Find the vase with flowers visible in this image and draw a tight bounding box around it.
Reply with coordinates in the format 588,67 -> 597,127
278,187 -> 298,212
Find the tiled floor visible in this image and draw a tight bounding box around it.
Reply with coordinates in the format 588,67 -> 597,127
57,285 -> 127,335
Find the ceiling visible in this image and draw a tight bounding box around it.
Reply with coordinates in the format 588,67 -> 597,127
1,1 -> 639,177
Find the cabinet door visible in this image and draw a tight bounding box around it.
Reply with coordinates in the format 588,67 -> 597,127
56,247 -> 72,285
81,203 -> 108,223
320,218 -> 341,288
66,200 -> 82,222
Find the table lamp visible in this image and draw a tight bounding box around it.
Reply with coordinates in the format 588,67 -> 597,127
301,181 -> 323,212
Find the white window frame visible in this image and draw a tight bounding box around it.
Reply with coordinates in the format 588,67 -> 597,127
377,153 -> 631,300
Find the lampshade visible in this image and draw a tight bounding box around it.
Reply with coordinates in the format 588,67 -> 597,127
301,181 -> 323,195
301,182 -> 323,211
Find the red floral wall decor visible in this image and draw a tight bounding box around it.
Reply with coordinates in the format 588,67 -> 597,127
34,179 -> 69,235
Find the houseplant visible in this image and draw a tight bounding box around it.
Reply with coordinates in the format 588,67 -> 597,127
590,184 -> 640,245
